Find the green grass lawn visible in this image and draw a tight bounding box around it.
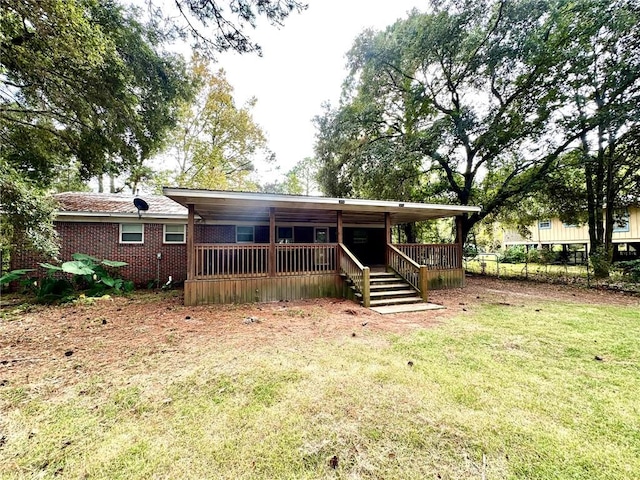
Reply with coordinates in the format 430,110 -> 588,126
2,300 -> 639,479
465,257 -> 591,278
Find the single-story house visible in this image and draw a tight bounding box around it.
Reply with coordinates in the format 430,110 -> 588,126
11,189 -> 481,307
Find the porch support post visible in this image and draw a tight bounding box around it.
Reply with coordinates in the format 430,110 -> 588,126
187,204 -> 195,280
337,210 -> 343,244
384,212 -> 391,244
455,215 -> 464,287
269,207 -> 276,277
455,215 -> 464,269
384,212 -> 391,266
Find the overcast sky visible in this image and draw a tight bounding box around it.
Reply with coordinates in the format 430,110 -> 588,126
215,0 -> 426,181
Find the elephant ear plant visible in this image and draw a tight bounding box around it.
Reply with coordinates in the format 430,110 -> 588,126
35,253 -> 134,303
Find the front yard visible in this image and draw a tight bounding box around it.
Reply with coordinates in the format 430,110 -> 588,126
1,277 -> 639,479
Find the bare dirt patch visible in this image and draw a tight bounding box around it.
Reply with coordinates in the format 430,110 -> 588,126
1,276 -> 638,395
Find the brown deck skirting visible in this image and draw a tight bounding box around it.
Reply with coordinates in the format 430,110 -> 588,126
184,274 -> 344,305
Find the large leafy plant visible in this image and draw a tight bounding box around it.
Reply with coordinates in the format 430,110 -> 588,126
41,253 -> 132,292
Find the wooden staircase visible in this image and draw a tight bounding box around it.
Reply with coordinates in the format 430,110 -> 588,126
347,271 -> 424,307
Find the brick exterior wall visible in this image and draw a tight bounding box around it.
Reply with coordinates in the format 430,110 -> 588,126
11,223 -> 337,287
11,221 -> 187,286
196,224 -> 236,243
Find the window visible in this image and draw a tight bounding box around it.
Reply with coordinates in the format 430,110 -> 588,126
277,226 -> 293,243
613,211 -> 630,233
538,220 -> 551,230
164,224 -> 186,243
236,226 -> 254,243
120,224 -> 143,243
562,222 -> 577,228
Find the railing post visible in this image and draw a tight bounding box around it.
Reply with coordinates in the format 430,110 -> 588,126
187,204 -> 195,280
362,266 -> 371,307
269,207 -> 276,277
419,265 -> 429,301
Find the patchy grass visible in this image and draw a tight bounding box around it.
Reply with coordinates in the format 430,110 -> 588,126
1,299 -> 639,479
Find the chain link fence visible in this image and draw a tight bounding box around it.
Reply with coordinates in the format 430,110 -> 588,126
464,253 -> 640,294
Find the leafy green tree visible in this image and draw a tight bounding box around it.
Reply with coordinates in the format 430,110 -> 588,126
496,0 -> 640,277
1,0 -> 191,256
314,0 -> 600,241
160,57 -> 272,191
562,0 -> 640,276
289,157 -> 320,195
0,161 -> 58,257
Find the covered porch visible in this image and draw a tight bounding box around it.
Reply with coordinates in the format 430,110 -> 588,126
163,188 -> 480,306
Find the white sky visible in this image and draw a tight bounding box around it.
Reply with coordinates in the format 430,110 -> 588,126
214,0 -> 426,181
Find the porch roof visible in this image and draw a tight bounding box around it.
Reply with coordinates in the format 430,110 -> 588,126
163,188 -> 480,225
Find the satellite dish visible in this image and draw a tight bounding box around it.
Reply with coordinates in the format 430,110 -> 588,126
133,197 -> 149,218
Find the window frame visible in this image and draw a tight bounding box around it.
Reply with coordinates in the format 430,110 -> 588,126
236,225 -> 255,243
163,224 -> 186,244
538,220 -> 551,230
613,211 -> 630,233
120,223 -> 144,244
277,226 -> 294,243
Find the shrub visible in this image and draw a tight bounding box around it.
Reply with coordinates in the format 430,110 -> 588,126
527,249 -> 541,264
500,246 -> 527,264
590,246 -> 612,278
616,260 -> 640,282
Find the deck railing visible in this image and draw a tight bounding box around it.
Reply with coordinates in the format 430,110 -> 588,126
194,244 -> 269,279
338,243 -> 370,307
394,243 -> 461,270
276,243 -> 337,276
194,243 -> 339,279
387,244 -> 428,301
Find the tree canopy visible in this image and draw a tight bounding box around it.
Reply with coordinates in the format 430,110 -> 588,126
314,0 -> 640,248
1,0 -> 309,257
158,0 -> 307,57
155,57 -> 271,192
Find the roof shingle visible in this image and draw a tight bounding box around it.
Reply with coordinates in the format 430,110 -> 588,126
54,192 -> 187,216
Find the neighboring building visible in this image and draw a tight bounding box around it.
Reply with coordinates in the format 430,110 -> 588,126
12,190 -> 481,306
502,207 -> 640,262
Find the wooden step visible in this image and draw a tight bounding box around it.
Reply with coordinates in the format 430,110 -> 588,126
370,282 -> 411,290
369,296 -> 424,307
369,276 -> 403,283
369,289 -> 418,298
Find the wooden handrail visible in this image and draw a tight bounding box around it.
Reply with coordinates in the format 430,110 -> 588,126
275,243 -> 337,276
394,243 -> 461,270
387,243 -> 421,269
339,243 -> 365,269
338,243 -> 370,307
194,244 -> 269,279
387,243 -> 428,301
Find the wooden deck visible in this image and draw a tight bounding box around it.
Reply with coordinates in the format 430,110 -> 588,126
183,242 -> 464,305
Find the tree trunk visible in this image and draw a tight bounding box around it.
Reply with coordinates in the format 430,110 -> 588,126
403,224 -> 417,243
